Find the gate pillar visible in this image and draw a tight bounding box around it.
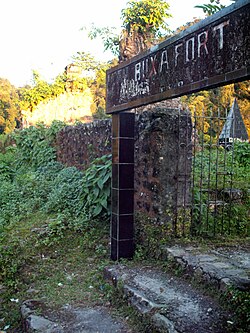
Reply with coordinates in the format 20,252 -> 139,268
111,111 -> 135,260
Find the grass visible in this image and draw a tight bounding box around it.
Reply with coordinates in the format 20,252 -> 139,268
0,127 -> 249,332
0,210 -> 249,333
0,212 -> 162,333
0,212 -> 114,332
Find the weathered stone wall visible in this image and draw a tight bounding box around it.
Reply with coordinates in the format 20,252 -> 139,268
56,119 -> 112,170
134,106 -> 192,224
55,106 -> 192,225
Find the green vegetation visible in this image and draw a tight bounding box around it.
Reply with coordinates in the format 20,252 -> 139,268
191,142 -> 250,237
0,122 -> 113,331
87,0 -> 172,59
0,122 -> 111,228
0,211 -> 113,331
0,78 -> 20,134
71,51 -> 116,118
224,287 -> 250,332
0,122 -> 153,333
195,0 -> 226,16
195,0 -> 237,16
18,71 -> 66,112
121,0 -> 171,37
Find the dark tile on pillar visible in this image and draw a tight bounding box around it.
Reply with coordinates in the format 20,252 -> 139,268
119,113 -> 135,138
111,214 -> 118,239
112,164 -> 119,189
119,215 -> 134,239
111,111 -> 135,261
111,214 -> 134,240
111,238 -> 134,260
119,189 -> 134,214
112,138 -> 119,164
119,164 -> 134,189
112,189 -> 119,214
119,139 -> 134,163
118,240 -> 135,259
112,114 -> 119,138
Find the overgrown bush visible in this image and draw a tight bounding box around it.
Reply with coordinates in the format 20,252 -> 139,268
12,120 -> 66,169
192,142 -> 250,236
233,141 -> 250,168
0,122 -> 112,237
42,154 -> 111,230
0,121 -> 113,310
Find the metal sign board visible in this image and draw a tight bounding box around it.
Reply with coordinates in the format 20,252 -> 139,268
106,0 -> 250,114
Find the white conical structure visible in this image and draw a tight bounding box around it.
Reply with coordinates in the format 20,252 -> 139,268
219,98 -> 249,145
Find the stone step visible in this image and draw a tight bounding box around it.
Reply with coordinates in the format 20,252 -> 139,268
161,245 -> 250,292
21,300 -> 134,333
105,265 -> 233,333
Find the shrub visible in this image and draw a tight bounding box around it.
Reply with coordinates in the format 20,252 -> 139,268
12,121 -> 66,169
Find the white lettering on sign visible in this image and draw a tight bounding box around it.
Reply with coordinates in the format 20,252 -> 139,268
149,55 -> 158,77
120,78 -> 150,101
213,20 -> 230,49
197,31 -> 209,57
119,19 -> 230,101
186,37 -> 195,63
160,50 -> 169,72
135,63 -> 141,81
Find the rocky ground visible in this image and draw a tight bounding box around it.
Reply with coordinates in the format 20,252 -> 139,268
18,244 -> 249,333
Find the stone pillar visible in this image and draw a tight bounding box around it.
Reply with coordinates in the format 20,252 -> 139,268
111,111 -> 135,260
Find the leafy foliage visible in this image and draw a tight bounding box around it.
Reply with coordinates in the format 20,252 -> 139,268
121,0 -> 171,36
191,143 -> 250,237
12,121 -> 65,169
0,78 -> 20,134
195,0 -> 236,16
87,26 -> 120,57
18,71 -> 66,112
223,287 -> 250,332
42,154 -> 111,237
195,0 -> 225,16
0,147 -> 16,181
71,52 -> 116,118
233,141 -> 250,167
81,154 -> 112,219
86,0 -> 171,59
0,123 -> 112,240
181,82 -> 250,139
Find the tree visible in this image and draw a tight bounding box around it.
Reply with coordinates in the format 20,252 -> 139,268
19,70 -> 66,112
50,72 -> 66,97
87,25 -> 120,57
234,81 -> 250,138
121,0 -> 171,37
87,0 -> 171,61
0,78 -> 20,134
119,0 -> 171,61
71,51 -> 117,118
82,1 -> 172,117
181,82 -> 250,140
91,59 -> 118,118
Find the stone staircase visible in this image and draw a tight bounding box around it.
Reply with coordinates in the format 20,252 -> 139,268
20,245 -> 249,332
105,245 -> 250,333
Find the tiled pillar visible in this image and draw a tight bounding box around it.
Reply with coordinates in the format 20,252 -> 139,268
111,111 -> 135,260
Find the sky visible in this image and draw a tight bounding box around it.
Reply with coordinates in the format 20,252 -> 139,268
0,0 -> 233,87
